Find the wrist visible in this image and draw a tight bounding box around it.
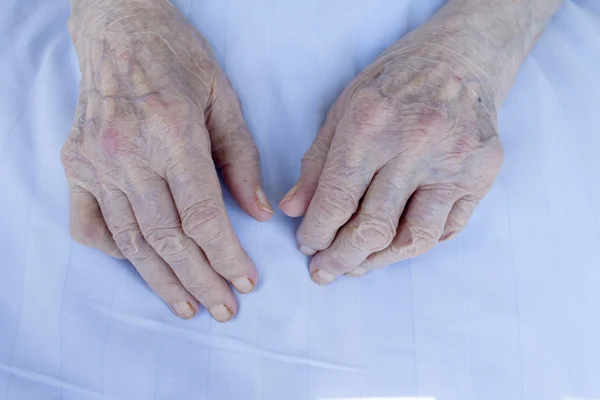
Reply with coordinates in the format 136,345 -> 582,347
70,0 -> 161,14
68,0 -> 173,46
420,0 -> 562,105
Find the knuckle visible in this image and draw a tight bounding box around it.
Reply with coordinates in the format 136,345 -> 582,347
61,136 -> 83,174
445,213 -> 467,231
314,181 -> 358,223
447,198 -> 478,230
417,108 -> 448,136
390,226 -> 438,258
345,218 -> 396,252
113,228 -> 153,260
145,227 -> 189,258
406,103 -> 456,144
407,226 -> 439,251
411,196 -> 450,228
61,143 -> 100,184
60,142 -> 74,167
181,199 -> 226,244
348,89 -> 392,134
410,215 -> 442,241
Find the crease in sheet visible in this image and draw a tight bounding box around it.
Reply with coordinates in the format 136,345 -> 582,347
408,260 -> 418,393
88,303 -> 367,374
0,363 -> 119,400
458,241 -> 473,400
529,54 -> 600,237
498,173 -> 525,398
55,241 -> 74,400
149,323 -> 164,400
0,106 -> 27,158
100,268 -> 122,396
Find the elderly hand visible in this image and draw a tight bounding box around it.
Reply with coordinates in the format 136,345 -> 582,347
62,0 -> 273,321
280,0 -> 560,283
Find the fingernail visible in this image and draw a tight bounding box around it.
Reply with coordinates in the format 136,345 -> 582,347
279,183 -> 299,206
298,244 -> 317,256
345,267 -> 368,277
172,301 -> 196,319
256,187 -> 273,214
232,277 -> 254,294
209,304 -> 233,323
311,269 -> 336,285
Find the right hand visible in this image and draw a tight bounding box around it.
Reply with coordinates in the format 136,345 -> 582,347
62,0 -> 273,322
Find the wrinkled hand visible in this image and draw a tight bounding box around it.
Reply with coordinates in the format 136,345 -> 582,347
280,26 -> 504,283
62,0 -> 273,321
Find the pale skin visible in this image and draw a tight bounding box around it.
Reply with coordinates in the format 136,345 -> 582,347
63,0 -> 563,320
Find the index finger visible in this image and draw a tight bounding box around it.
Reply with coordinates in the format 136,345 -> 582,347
165,124 -> 258,293
296,110 -> 381,255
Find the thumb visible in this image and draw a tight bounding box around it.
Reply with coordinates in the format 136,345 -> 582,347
279,101 -> 345,217
206,74 -> 273,222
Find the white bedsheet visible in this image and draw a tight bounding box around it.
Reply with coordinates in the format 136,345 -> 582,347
1,0 -> 599,399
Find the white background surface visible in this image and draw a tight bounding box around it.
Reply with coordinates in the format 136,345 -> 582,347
1,0 -> 599,399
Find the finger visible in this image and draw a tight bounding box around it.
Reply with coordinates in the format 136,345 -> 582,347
309,167 -> 417,284
124,175 -> 239,322
353,188 -> 457,274
295,110 -> 383,256
279,100 -> 346,218
208,73 -> 273,222
68,182 -> 124,259
164,127 -> 259,296
440,195 -> 480,241
97,184 -> 201,320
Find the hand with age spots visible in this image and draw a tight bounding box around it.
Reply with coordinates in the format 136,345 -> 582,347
61,0 -> 273,321
280,0 -> 562,283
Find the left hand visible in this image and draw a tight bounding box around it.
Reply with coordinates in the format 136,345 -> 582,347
279,25 -> 504,283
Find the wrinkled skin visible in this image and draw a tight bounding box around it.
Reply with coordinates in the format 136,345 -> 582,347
279,0 -> 561,282
279,26 -> 505,283
62,0 -> 273,321
64,0 -> 562,317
